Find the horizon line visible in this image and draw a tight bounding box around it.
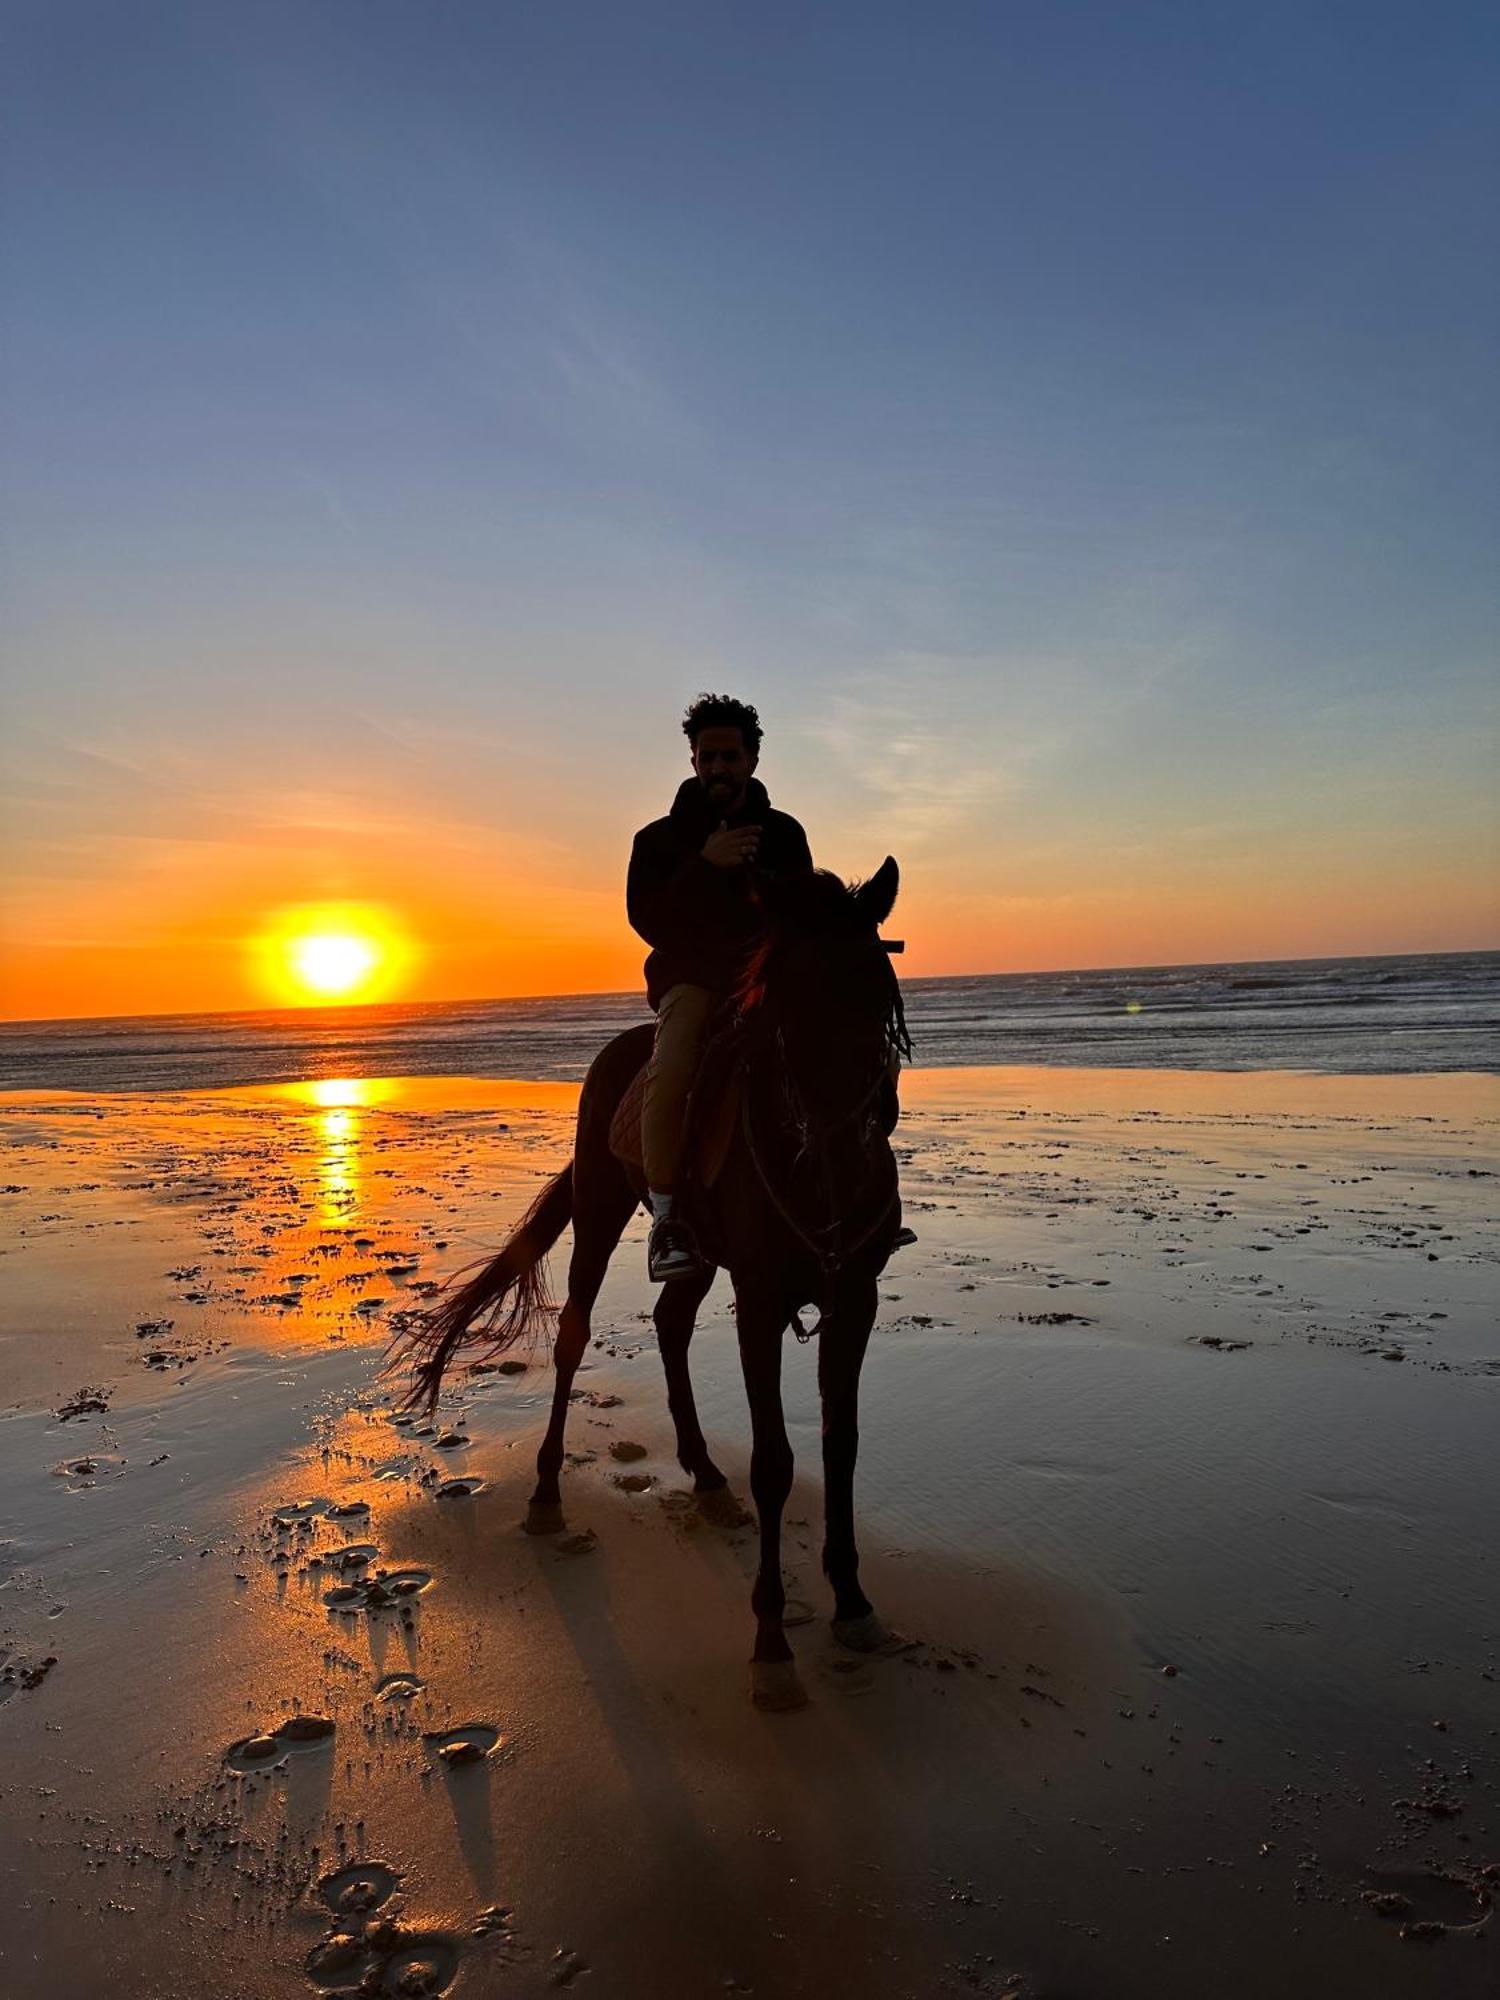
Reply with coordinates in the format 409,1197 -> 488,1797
2,943 -> 1495,1034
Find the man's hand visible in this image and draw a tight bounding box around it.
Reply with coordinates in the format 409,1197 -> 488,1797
702,820 -> 762,868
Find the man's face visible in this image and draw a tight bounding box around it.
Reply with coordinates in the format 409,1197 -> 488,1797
691,726 -> 757,813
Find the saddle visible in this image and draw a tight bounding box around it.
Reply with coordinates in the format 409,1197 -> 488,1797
608,1020 -> 744,1192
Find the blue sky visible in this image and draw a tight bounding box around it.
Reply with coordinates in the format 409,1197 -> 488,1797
3,1 -> 1497,1012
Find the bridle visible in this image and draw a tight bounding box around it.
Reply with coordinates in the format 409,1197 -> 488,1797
739,1021 -> 901,1341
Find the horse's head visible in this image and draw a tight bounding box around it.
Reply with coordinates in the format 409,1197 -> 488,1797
738,858 -> 908,1098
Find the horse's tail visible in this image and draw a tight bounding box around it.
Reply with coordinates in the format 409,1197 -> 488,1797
390,1165 -> 574,1413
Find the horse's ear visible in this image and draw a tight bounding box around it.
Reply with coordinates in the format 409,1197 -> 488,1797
853,856 -> 900,929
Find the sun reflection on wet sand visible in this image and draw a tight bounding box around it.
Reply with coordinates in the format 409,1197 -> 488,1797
287,1079 -> 395,1228
294,1077 -> 395,1112
0,1075 -> 583,1380
318,1103 -> 358,1227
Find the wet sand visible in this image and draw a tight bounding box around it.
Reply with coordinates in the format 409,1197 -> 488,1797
1,1065 -> 1496,1998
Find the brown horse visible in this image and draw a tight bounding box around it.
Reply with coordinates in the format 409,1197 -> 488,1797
394,858 -> 908,1710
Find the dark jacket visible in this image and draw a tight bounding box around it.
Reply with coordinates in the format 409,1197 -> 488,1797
627,776 -> 813,1007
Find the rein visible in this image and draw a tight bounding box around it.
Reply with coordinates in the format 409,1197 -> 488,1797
739,1031 -> 900,1341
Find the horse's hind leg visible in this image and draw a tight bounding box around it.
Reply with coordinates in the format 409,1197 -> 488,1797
653,1265 -> 729,1497
525,1168 -> 635,1536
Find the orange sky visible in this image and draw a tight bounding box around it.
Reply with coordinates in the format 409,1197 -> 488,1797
3,709 -> 1495,1021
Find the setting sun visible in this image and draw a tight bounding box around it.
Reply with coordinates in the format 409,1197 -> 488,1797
252,903 -> 417,1008
291,932 -> 377,997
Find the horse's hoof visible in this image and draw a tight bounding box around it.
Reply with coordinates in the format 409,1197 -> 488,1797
523,1501 -> 566,1536
750,1660 -> 809,1712
832,1613 -> 916,1657
697,1487 -> 753,1529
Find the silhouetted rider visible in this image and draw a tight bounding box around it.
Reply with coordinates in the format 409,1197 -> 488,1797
627,694 -> 813,1280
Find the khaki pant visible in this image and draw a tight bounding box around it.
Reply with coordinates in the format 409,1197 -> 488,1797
642,982 -> 715,1192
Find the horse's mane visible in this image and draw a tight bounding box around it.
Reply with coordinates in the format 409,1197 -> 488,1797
736,868 -> 911,1062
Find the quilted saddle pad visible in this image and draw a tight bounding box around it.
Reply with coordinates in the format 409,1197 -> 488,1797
607,1060 -> 740,1190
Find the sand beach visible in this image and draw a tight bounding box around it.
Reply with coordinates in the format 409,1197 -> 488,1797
1,1063 -> 1496,1998
8,0 -> 1497,1989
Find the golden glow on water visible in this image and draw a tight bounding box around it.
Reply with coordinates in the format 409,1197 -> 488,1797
251,903 -> 417,1008
297,1077 -> 393,1111
317,1104 -> 359,1224
283,1079 -> 397,1225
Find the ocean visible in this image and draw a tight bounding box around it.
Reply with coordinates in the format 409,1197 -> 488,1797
0,952 -> 1494,1094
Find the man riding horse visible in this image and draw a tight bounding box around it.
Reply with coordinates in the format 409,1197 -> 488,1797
398,697 -> 910,1708
627,693 -> 813,1281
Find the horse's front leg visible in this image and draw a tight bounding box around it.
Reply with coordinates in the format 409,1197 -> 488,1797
819,1274 -> 895,1651
653,1262 -> 729,1496
735,1287 -> 805,1710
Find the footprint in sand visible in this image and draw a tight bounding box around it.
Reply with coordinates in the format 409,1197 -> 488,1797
306,1925 -> 461,1997
325,1542 -> 380,1571
226,1714 -> 335,1772
374,1671 -> 425,1702
53,1453 -> 125,1490
424,1722 -> 502,1768
434,1477 -> 486,1500
696,1488 -> 753,1529
371,1568 -> 432,1602
817,1656 -> 876,1697
612,1473 -> 653,1493
323,1568 -> 433,1613
373,1456 -> 421,1481
318,1860 -> 400,1918
608,1440 -> 648,1463
271,1499 -> 329,1526
327,1500 -> 371,1521
1363,1867 -> 1492,1940
377,1934 -> 462,1996
225,1732 -> 287,1773
279,1713 -> 338,1743
305,1930 -> 369,1990
553,1530 -> 598,1558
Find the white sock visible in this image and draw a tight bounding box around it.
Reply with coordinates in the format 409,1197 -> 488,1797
647,1189 -> 673,1221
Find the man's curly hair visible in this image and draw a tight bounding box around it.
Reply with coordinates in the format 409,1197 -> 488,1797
682,692 -> 762,755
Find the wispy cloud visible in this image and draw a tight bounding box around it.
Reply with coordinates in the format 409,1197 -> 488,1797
801,641 -> 1159,850
803,667 -> 1022,854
